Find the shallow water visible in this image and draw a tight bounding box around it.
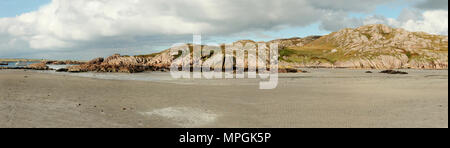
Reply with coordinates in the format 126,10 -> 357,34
0,62 -> 77,69
46,64 -> 77,70
0,61 -> 40,67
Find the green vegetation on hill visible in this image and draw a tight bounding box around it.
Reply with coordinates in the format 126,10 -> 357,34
126,24 -> 447,69
280,47 -> 349,64
279,24 -> 448,67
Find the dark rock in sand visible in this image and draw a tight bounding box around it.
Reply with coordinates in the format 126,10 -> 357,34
64,54 -> 152,73
366,71 -> 373,73
56,68 -> 69,72
286,68 -> 298,73
380,70 -> 408,74
278,68 -> 306,73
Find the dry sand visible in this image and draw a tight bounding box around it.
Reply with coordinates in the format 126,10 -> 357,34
0,69 -> 447,128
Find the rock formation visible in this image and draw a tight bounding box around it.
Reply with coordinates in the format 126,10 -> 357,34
67,54 -> 163,73
67,24 -> 448,73
380,70 -> 409,75
280,24 -> 448,69
26,63 -> 50,70
56,68 -> 68,72
43,60 -> 86,65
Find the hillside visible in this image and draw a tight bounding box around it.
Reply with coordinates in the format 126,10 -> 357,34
66,24 -> 448,73
280,24 -> 448,69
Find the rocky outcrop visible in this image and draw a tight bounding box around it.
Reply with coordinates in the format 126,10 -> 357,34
67,65 -> 86,73
145,50 -> 175,69
87,57 -> 104,65
232,36 -> 322,52
380,70 -> 408,75
43,60 -> 85,65
66,24 -> 448,73
322,24 -> 447,53
67,54 -> 160,73
26,63 -> 50,70
286,24 -> 448,69
278,68 -> 307,73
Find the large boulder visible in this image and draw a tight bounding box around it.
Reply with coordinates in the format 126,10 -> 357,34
278,68 -> 306,73
56,68 -> 69,72
380,70 -> 408,74
146,51 -> 173,69
87,57 -> 104,65
26,63 -> 50,70
67,65 -> 87,73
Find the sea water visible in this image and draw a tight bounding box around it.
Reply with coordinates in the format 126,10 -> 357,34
0,61 -> 40,67
0,62 -> 78,70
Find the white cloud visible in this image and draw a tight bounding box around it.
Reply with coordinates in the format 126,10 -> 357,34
0,0 -> 396,49
361,10 -> 448,35
29,35 -> 74,49
0,0 -> 447,59
395,10 -> 448,35
320,8 -> 448,35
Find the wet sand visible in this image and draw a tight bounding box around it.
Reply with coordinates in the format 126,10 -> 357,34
0,69 -> 448,128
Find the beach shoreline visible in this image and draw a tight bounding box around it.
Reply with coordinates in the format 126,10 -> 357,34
0,69 -> 448,128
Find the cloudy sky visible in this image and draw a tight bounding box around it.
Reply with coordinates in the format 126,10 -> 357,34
0,0 -> 448,60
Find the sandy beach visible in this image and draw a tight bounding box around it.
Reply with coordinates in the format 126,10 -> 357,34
0,69 -> 448,128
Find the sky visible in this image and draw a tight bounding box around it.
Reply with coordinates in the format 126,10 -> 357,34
0,0 -> 448,60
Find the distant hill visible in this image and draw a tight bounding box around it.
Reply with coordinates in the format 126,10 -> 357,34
278,24 -> 448,69
69,24 -> 448,73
